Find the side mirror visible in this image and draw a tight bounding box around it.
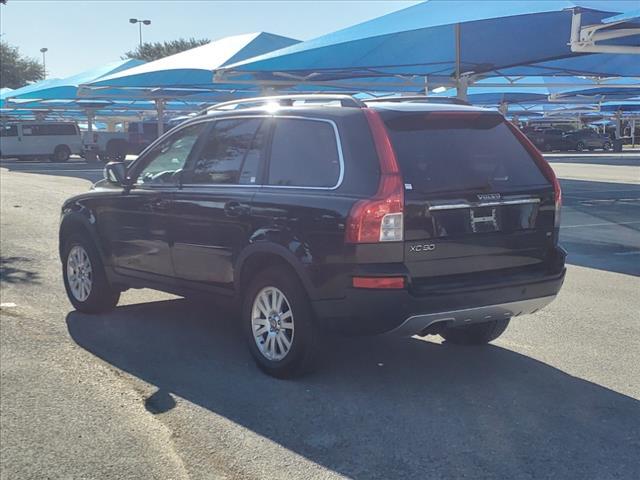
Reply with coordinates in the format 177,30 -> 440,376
104,161 -> 130,186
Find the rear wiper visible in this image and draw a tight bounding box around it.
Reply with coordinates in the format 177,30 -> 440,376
420,180 -> 493,195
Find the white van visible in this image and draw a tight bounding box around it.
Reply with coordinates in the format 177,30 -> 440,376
0,121 -> 82,162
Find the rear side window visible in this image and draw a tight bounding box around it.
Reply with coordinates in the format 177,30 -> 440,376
183,118 -> 264,185
20,124 -> 77,136
268,118 -> 340,188
0,125 -> 18,137
383,113 -> 548,193
22,125 -> 41,136
46,124 -> 77,135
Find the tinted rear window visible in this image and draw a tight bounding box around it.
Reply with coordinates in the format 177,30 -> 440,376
268,118 -> 340,188
383,113 -> 548,193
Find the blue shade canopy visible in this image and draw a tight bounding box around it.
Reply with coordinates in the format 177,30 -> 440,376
3,59 -> 144,102
81,32 -> 299,99
434,76 -> 640,104
498,53 -> 640,77
215,0 -> 638,84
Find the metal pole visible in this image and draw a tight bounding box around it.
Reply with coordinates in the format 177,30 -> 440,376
40,48 -> 48,79
139,22 -> 143,48
155,99 -> 164,137
454,23 -> 469,101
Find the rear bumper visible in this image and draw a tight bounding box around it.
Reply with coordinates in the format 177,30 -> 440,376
313,264 -> 566,336
391,295 -> 556,336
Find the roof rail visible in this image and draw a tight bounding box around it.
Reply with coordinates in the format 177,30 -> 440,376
204,94 -> 365,114
364,96 -> 471,106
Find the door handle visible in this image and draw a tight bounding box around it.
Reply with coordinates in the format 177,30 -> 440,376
224,201 -> 249,217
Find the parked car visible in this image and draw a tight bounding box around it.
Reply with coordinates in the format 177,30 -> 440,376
82,131 -> 129,162
59,95 -> 566,378
562,129 -> 612,151
127,121 -> 170,154
524,128 -> 570,152
1,121 -> 82,162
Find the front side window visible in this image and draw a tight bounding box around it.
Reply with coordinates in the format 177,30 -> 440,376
183,118 -> 264,185
136,124 -> 204,186
268,118 -> 340,188
0,125 -> 18,137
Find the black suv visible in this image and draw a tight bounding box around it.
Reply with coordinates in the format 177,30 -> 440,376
59,95 -> 566,378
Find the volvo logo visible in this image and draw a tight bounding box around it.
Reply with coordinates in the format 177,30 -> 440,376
410,244 -> 436,252
477,193 -> 501,201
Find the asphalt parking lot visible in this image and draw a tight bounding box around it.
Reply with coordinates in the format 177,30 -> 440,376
1,154 -> 639,479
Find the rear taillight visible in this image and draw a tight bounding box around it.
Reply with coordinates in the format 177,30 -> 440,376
506,121 -> 562,228
346,109 -> 404,244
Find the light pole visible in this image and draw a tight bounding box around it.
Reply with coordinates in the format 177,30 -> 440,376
129,18 -> 151,48
40,47 -> 48,79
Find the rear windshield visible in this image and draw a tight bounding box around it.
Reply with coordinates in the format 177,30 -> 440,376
382,112 -> 548,194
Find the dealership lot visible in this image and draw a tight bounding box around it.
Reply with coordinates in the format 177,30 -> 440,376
1,154 -> 639,479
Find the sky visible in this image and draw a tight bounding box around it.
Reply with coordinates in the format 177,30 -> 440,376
1,1 -> 420,79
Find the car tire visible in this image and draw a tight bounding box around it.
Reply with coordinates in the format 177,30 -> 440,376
51,145 -> 71,163
242,265 -> 319,378
603,142 -> 612,151
576,141 -> 585,152
62,233 -> 120,313
106,140 -> 127,162
440,318 -> 510,346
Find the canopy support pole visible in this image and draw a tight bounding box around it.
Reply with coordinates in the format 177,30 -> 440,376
570,11 -> 640,54
85,108 -> 98,163
155,99 -> 165,137
454,23 -> 469,101
615,111 -> 622,139
424,76 -> 429,96
86,109 -> 94,136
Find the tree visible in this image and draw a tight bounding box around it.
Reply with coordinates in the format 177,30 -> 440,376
0,41 -> 45,89
123,38 -> 210,62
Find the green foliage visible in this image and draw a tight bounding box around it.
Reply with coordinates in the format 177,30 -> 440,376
123,38 -> 210,62
0,41 -> 45,89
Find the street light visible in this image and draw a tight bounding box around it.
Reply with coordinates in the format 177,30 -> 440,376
129,18 -> 151,48
40,47 -> 48,79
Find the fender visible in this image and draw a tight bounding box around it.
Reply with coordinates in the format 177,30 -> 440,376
59,201 -> 108,264
234,241 -> 318,299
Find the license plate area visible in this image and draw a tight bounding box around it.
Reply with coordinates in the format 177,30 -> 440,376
470,206 -> 500,233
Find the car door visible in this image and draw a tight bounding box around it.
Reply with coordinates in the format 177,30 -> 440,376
21,124 -> 46,155
0,124 -> 20,156
169,117 -> 267,290
100,122 -> 206,280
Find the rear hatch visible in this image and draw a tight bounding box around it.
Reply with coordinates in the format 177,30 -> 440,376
380,109 -> 557,289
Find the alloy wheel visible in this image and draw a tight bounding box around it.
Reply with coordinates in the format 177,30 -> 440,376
251,286 -> 295,361
67,245 -> 93,302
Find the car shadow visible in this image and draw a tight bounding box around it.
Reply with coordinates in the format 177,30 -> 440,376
67,299 -> 640,479
0,256 -> 40,285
